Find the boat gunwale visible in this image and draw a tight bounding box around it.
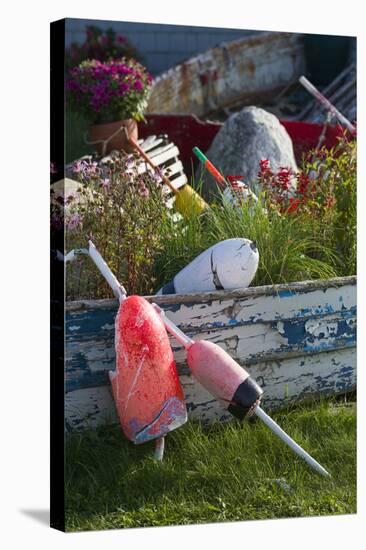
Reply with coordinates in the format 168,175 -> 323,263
65,275 -> 356,312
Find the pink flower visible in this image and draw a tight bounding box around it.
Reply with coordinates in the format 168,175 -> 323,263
133,80 -> 143,91
67,213 -> 82,232
138,184 -> 149,198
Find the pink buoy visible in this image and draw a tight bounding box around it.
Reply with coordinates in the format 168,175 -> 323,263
187,340 -> 262,418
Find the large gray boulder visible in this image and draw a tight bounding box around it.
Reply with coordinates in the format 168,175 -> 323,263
199,106 -> 298,199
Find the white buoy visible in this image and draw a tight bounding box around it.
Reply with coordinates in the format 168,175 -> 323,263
158,238 -> 259,295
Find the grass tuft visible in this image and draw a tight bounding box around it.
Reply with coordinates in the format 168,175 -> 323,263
153,190 -> 340,291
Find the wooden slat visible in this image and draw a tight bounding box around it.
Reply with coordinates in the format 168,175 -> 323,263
167,173 -> 188,190
139,135 -> 156,149
135,159 -> 184,183
141,137 -> 165,152
148,143 -> 179,162
161,160 -> 184,177
65,347 -> 356,431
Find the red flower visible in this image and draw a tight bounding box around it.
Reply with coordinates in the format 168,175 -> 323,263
276,167 -> 292,192
227,175 -> 245,183
297,172 -> 310,196
258,159 -> 273,178
287,197 -> 301,213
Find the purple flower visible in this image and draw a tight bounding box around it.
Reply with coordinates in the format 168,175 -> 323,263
67,213 -> 82,232
84,161 -> 99,177
101,178 -> 110,189
151,167 -> 163,183
66,58 -> 152,120
72,160 -> 86,174
133,80 -> 143,91
124,155 -> 135,169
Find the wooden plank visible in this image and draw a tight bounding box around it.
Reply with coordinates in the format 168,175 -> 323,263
65,386 -> 117,431
66,276 -> 356,312
136,158 -> 184,180
162,160 -> 184,178
142,137 -> 168,154
65,276 -> 356,429
65,347 -> 356,431
65,308 -> 356,392
140,135 -> 157,149
167,173 -> 188,191
148,144 -> 180,165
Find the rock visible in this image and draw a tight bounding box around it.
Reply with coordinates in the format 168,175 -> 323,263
198,106 -> 298,199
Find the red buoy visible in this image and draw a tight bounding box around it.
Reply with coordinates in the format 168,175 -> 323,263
109,295 -> 187,444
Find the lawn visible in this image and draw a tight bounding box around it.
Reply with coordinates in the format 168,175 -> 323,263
65,399 -> 356,531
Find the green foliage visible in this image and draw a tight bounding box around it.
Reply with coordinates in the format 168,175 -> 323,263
65,401 -> 356,531
154,188 -> 339,290
154,138 -> 356,290
66,25 -> 143,69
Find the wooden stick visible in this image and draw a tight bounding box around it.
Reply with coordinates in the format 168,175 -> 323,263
123,127 -> 178,195
299,76 -> 356,134
296,63 -> 356,121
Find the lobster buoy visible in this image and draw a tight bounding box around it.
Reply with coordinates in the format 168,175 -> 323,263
109,295 -> 187,444
158,238 -> 259,295
187,340 -> 263,419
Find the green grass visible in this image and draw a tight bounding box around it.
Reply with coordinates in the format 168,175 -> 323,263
153,192 -> 340,291
65,400 -> 356,532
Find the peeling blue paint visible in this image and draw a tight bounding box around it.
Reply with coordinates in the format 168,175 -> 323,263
65,282 -> 357,406
277,290 -> 295,298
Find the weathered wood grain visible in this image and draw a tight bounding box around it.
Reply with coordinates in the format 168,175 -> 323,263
65,277 -> 356,430
146,32 -> 305,117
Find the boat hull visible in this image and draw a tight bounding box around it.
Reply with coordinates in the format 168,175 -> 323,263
65,276 -> 356,430
146,32 -> 305,117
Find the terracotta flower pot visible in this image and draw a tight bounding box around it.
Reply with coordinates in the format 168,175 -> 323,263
88,118 -> 138,156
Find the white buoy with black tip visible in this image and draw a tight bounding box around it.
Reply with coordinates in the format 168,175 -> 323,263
157,238 -> 259,295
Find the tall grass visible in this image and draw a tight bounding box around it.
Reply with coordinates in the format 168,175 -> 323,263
154,190 -> 340,291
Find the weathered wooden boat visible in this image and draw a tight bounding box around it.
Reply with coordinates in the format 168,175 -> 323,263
146,32 -> 305,118
66,277 -> 356,430
64,115 -> 356,431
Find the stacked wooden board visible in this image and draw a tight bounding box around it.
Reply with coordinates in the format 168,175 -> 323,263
61,134 -> 188,203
